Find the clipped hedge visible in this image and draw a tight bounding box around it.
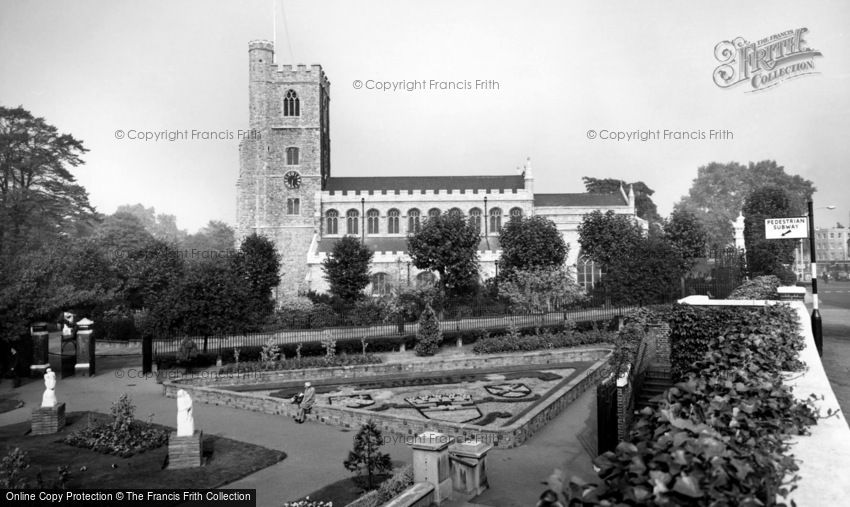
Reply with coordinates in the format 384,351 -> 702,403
556,303 -> 821,506
219,353 -> 383,374
471,326 -> 615,354
665,303 -> 803,381
727,275 -> 782,300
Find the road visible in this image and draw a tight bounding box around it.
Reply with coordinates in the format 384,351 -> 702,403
812,281 -> 850,423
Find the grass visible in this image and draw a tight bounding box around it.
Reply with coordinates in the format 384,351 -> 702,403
0,411 -> 286,493
289,473 -> 392,505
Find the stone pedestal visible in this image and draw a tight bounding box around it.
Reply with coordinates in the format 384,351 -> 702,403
412,431 -> 453,504
168,430 -> 203,469
777,286 -> 806,301
448,440 -> 492,497
31,403 -> 65,435
30,322 -> 50,377
75,319 -> 95,376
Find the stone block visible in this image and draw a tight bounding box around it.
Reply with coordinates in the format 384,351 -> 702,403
31,403 -> 65,435
168,430 -> 203,469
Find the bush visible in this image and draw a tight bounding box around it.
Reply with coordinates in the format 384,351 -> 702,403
414,305 -> 442,356
219,353 -> 382,374
64,394 -> 168,457
348,465 -> 414,507
728,275 -> 782,300
472,325 -> 614,354
93,308 -> 139,341
176,337 -> 199,365
0,447 -> 71,490
555,303 -> 821,506
349,298 -> 388,327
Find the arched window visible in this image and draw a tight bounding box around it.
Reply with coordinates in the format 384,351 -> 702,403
367,209 -> 380,234
370,272 -> 392,296
388,209 -> 400,234
428,208 -> 441,219
509,207 -> 523,221
416,271 -> 436,287
286,147 -> 299,165
576,253 -> 604,290
489,208 -> 502,234
326,210 -> 338,235
346,209 -> 359,235
287,198 -> 300,215
469,208 -> 482,234
408,209 -> 421,233
448,207 -> 463,217
284,89 -> 300,117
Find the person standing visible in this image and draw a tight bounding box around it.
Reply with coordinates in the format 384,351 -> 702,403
296,381 -> 316,423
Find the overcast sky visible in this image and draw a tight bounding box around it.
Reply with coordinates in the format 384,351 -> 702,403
1,0 -> 848,232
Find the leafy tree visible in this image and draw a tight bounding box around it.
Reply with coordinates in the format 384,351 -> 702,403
322,236 -> 373,302
116,203 -> 187,243
0,106 -> 95,263
602,236 -> 685,304
577,210 -> 643,268
499,216 -> 567,273
583,177 -> 661,223
94,212 -> 155,256
180,220 -> 236,263
497,267 -> 585,313
120,239 -> 183,310
414,304 -> 443,356
742,186 -> 798,282
675,160 -> 814,248
233,233 -> 281,319
664,208 -> 708,271
407,212 -> 480,299
343,420 -> 393,490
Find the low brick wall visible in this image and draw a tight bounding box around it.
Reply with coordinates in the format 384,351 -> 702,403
382,483 -> 434,507
164,347 -> 611,448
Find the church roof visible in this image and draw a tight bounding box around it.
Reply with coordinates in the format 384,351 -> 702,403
325,175 -> 524,193
533,193 -> 627,207
316,236 -> 500,254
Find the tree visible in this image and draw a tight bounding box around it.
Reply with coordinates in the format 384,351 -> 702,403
583,177 -> 661,223
498,216 -> 567,273
407,212 -> 480,299
0,106 -> 96,263
497,267 -> 585,313
664,208 -> 708,271
675,160 -> 814,248
601,237 -> 685,304
577,210 -> 644,268
181,220 -> 236,263
233,233 -> 281,319
742,186 -> 798,282
343,420 -> 393,490
322,236 -> 373,302
414,304 -> 443,356
116,203 -> 187,243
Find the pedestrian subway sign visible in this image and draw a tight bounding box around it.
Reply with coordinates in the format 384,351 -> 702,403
765,217 -> 808,239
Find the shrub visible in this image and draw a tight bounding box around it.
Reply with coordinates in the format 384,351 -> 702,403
64,394 -> 168,457
414,304 -> 442,356
219,353 -> 382,374
728,275 -> 782,300
343,420 -> 393,490
176,337 -> 199,365
0,448 -> 70,490
472,326 -> 614,354
553,303 -> 820,506
349,298 -> 388,326
260,338 -> 281,364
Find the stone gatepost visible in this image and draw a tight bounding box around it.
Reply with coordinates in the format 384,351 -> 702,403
30,322 -> 50,377
448,440 -> 492,497
777,286 -> 806,302
75,318 -> 95,376
412,431 -> 453,504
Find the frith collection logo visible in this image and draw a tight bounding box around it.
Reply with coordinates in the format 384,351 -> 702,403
713,28 -> 822,92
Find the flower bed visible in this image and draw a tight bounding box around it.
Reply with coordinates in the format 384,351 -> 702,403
556,303 -> 821,506
64,394 -> 168,457
220,354 -> 383,374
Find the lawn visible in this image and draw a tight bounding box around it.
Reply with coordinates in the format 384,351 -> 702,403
0,411 -> 286,493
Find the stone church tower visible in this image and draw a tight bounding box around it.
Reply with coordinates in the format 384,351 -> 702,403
236,40 -> 330,294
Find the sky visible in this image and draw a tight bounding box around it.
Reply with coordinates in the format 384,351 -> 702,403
1,0 -> 848,232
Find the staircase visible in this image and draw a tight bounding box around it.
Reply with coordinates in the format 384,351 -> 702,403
635,365 -> 672,410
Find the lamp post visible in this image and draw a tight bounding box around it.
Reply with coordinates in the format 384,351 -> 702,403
808,203 -> 837,356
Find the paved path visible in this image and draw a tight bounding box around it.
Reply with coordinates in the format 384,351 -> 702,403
0,343 -> 601,507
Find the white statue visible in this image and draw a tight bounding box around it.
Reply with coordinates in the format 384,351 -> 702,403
176,389 -> 194,436
41,368 -> 57,408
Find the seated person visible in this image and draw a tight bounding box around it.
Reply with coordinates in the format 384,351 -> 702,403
295,381 -> 315,423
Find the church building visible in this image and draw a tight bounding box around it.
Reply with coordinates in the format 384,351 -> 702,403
236,41 -> 638,297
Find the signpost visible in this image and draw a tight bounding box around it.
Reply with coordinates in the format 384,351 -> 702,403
764,216 -> 808,239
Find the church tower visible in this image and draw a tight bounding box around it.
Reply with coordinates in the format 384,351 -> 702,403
236,40 -> 331,295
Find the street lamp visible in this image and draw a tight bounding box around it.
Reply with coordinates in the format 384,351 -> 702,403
808,202 -> 837,356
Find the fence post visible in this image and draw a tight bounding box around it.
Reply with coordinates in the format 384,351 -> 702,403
142,334 -> 152,374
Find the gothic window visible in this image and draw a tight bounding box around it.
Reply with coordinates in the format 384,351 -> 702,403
284,89 -> 300,116
415,271 -> 436,287
428,208 -> 441,219
388,209 -> 400,234
326,209 -> 338,235
510,207 -> 523,221
286,147 -> 299,165
408,209 -> 421,233
448,207 -> 463,217
469,208 -> 482,234
346,209 -> 359,235
370,272 -> 392,296
367,209 -> 380,234
286,198 -> 300,215
489,208 -> 502,233
577,254 -> 604,290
